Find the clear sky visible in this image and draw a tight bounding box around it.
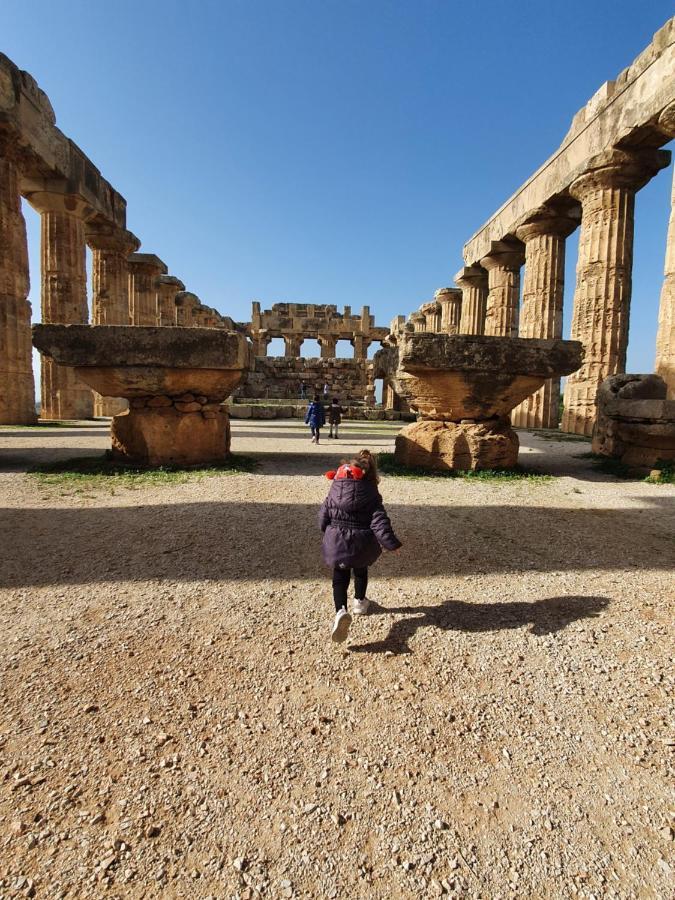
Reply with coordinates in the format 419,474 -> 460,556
2,0 -> 673,373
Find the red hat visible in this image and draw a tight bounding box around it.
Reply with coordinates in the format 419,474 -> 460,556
325,464 -> 364,480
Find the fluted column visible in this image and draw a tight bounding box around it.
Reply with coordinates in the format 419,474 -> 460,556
410,312 -> 427,333
319,334 -> 337,358
351,335 -> 371,359
456,266 -> 488,335
86,224 -> 140,416
480,243 -> 525,337
0,136 -> 36,424
128,253 -> 167,325
436,287 -> 462,335
655,105 -> 675,398
156,275 -> 185,326
511,207 -> 578,428
562,148 -> 669,435
284,335 -> 302,357
26,190 -> 93,420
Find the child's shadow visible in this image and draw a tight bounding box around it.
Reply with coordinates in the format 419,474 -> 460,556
349,595 -> 611,655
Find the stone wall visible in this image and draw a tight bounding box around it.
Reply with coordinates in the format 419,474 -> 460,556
236,357 -> 372,403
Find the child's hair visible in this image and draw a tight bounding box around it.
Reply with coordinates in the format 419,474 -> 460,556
350,449 -> 379,483
332,397 -> 339,404
313,393 -> 320,401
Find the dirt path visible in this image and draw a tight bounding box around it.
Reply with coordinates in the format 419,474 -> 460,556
0,421 -> 673,898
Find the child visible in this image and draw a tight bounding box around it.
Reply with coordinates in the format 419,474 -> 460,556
328,397 -> 343,439
318,449 -> 402,642
304,393 -> 326,444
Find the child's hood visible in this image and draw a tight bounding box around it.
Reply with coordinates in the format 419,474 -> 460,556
326,476 -> 377,512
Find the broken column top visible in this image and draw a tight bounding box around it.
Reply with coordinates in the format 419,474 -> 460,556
32,324 -> 250,370
396,333 -> 583,378
128,253 -> 168,273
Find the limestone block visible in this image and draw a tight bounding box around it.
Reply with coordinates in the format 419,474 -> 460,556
229,405 -> 253,419
111,407 -> 230,467
395,419 -> 519,471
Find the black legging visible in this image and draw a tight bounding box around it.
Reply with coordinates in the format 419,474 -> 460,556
332,566 -> 368,612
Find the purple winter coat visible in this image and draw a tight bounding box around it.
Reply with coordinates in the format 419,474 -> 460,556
318,477 -> 402,569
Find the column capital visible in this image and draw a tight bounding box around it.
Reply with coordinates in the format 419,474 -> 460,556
515,205 -> 578,243
479,242 -> 524,272
23,182 -> 95,219
127,252 -> 168,276
657,102 -> 675,140
157,274 -> 186,291
86,222 -> 140,255
454,265 -> 488,289
433,287 -> 461,302
569,148 -> 670,201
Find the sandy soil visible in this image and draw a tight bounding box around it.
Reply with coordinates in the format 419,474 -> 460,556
0,420 -> 673,899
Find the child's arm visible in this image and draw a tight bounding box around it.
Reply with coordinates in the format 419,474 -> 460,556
370,497 -> 402,551
318,497 -> 330,533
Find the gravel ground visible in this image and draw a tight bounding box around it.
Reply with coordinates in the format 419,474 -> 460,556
0,419 -> 673,899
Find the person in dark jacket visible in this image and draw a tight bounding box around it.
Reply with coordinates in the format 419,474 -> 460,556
318,449 -> 402,642
304,394 -> 326,443
328,398 -> 343,439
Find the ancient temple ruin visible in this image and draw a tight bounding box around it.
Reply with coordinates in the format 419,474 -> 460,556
1,20 -> 675,465
236,301 -> 389,403
390,19 -> 675,438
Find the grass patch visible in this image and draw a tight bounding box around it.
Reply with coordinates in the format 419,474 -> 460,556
573,452 -> 675,483
28,453 -> 258,490
376,452 -> 552,483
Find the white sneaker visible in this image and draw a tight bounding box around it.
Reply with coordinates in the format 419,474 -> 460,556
331,608 -> 352,642
353,597 -> 370,616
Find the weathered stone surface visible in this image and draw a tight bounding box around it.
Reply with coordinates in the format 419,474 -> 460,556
32,325 -> 250,371
32,324 -> 249,466
27,191 -> 93,420
111,406 -> 230,467
480,244 -> 524,338
455,267 -> 488,336
562,149 -> 669,436
395,418 -> 519,471
655,103 -> 675,398
128,254 -> 167,327
592,373 -> 675,471
0,136 -> 36,424
385,333 -> 582,470
463,18 -> 675,265
512,207 -> 578,429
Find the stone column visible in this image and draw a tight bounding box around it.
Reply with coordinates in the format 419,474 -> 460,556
511,207 -> 578,428
251,332 -> 271,356
410,312 -> 427,333
319,334 -> 337,358
26,190 -> 93,420
456,266 -> 488,335
128,253 -> 167,326
284,335 -> 302,357
562,148 -> 669,435
352,335 -> 372,359
156,275 -> 185,326
480,243 -> 525,338
655,105 -> 675,398
86,224 -> 140,416
0,135 -> 36,424
436,288 -> 462,335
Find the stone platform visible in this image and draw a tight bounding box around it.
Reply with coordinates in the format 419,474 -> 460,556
382,334 -> 583,470
32,325 -> 250,466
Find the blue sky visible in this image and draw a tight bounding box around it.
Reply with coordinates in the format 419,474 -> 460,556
2,0 -> 673,373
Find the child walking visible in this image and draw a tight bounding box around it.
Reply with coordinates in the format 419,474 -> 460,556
328,397 -> 343,439
318,449 -> 402,642
305,393 -> 325,443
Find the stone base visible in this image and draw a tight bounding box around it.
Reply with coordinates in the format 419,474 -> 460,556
111,406 -> 231,467
394,418 -> 519,471
593,374 -> 675,473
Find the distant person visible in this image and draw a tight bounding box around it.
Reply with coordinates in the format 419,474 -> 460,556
328,397 -> 343,439
323,382 -> 329,399
299,380 -> 306,400
304,393 -> 326,444
319,450 -> 402,642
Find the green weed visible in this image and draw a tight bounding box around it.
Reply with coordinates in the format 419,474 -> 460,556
376,452 -> 552,483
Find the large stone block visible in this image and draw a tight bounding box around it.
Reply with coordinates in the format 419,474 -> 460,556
395,419 -> 519,471
112,407 -> 230,467
593,373 -> 675,472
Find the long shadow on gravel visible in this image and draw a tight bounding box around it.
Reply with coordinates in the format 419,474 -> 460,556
1,499 -> 673,587
348,595 -> 611,655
